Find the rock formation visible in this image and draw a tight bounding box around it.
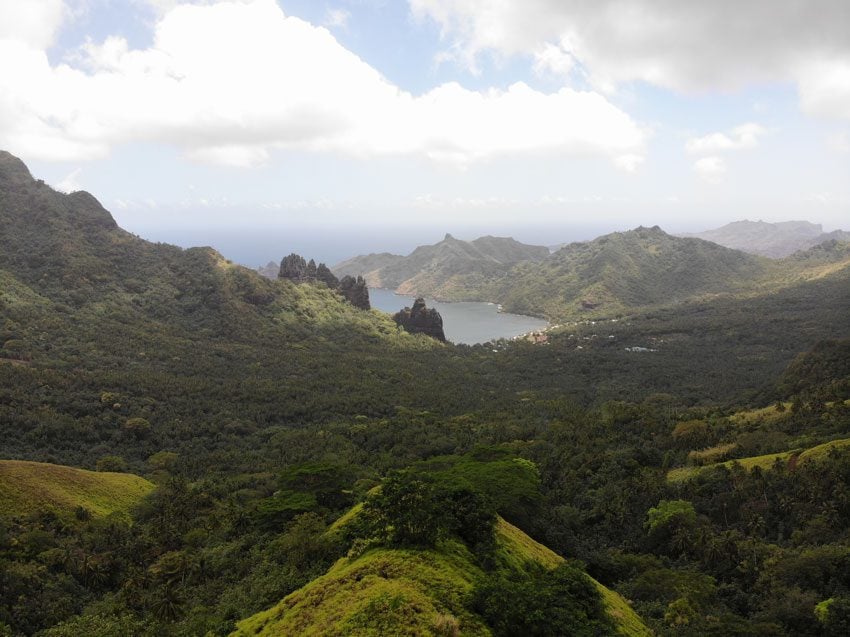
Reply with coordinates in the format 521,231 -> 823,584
338,275 -> 370,310
278,253 -> 368,309
393,298 -> 445,341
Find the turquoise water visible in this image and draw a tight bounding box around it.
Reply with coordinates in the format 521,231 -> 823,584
370,288 -> 548,345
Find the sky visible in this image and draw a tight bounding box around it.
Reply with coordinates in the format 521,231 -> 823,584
1,0 -> 849,265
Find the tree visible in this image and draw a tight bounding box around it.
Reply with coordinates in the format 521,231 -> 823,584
817,597 -> 850,636
123,417 -> 151,438
96,455 -> 126,472
363,473 -> 444,547
473,563 -> 613,637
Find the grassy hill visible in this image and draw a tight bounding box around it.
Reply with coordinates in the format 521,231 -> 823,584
232,516 -> 650,637
0,459 -> 154,518
667,438 -> 850,482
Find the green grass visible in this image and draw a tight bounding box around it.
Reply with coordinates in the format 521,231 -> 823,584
324,501 -> 364,539
231,542 -> 491,636
234,514 -> 651,637
667,438 -> 850,483
728,403 -> 792,426
0,460 -> 154,518
688,442 -> 738,465
799,438 -> 850,462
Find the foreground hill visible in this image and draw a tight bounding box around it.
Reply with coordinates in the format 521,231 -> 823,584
333,233 -> 549,299
232,516 -> 650,637
0,460 -> 153,518
681,219 -> 850,258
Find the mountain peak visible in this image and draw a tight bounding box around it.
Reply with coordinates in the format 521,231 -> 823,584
0,150 -> 35,186
0,151 -> 118,231
444,233 -> 455,241
633,225 -> 666,235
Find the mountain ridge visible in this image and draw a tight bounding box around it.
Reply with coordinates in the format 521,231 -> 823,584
333,233 -> 549,298
334,223 -> 850,321
681,219 -> 850,258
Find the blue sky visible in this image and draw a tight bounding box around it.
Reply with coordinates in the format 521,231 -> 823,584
0,0 -> 848,264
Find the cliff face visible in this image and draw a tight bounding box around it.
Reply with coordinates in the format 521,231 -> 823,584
393,297 -> 445,341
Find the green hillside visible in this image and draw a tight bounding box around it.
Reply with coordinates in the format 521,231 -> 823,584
0,460 -> 154,518
333,233 -> 549,300
497,226 -> 768,318
232,516 -> 650,637
668,438 -> 850,483
335,222 -> 850,322
496,226 -> 850,320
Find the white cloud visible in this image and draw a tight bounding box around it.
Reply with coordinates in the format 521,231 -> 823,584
809,192 -> 850,206
325,8 -> 351,29
54,167 -> 83,192
0,0 -> 66,49
826,130 -> 850,154
533,42 -> 576,78
796,59 -> 850,120
686,123 -> 764,182
613,154 -> 643,173
185,145 -> 271,168
134,0 -> 208,16
0,0 -> 647,168
410,0 -> 850,117
686,123 -> 766,155
693,156 -> 726,183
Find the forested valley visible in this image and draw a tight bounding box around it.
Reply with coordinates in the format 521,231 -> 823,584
2,151 -> 850,635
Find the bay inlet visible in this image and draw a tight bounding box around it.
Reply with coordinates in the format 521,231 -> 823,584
369,288 -> 548,345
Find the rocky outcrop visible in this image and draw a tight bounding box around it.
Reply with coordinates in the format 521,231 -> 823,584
278,254 -> 310,282
316,263 -> 339,289
338,275 -> 370,310
278,253 -> 368,309
393,298 -> 445,341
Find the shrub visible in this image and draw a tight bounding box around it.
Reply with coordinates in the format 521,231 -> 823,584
472,563 -> 613,637
96,455 -> 126,472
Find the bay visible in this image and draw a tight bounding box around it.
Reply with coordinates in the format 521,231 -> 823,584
369,288 -> 548,345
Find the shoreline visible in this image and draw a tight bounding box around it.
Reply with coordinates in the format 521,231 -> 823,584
370,287 -> 549,324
